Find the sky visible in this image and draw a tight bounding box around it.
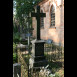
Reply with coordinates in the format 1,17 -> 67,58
13,0 -> 16,15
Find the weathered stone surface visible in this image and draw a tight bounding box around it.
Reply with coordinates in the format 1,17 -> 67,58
29,39 -> 47,69
29,58 -> 47,69
17,44 -> 26,48
31,39 -> 45,56
13,63 -> 21,77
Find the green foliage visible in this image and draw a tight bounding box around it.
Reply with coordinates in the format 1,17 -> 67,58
13,53 -> 17,63
55,73 -> 60,77
13,25 -> 18,33
13,42 -> 17,52
13,0 -> 42,28
13,32 -> 21,43
13,42 -> 17,63
13,18 -> 21,43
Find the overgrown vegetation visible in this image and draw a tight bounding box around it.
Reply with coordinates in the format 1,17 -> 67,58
13,53 -> 17,63
13,42 -> 17,64
13,0 -> 42,31
13,0 -> 64,77
13,0 -> 42,64
17,43 -> 64,77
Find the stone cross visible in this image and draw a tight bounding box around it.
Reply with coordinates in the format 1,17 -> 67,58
29,5 -> 47,70
31,6 -> 46,40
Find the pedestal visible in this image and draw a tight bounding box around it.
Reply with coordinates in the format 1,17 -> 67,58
13,63 -> 21,77
29,39 -> 47,70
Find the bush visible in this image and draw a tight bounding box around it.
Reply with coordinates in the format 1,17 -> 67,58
13,32 -> 21,43
55,73 -> 60,77
13,42 -> 18,64
13,53 -> 17,64
13,42 -> 17,52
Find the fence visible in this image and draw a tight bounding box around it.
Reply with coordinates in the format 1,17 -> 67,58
44,43 -> 64,67
17,43 -> 64,77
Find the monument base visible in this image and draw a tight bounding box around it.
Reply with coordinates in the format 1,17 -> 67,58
29,57 -> 47,71
29,39 -> 48,71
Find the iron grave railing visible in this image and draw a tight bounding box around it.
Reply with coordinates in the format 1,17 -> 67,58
16,42 -> 64,77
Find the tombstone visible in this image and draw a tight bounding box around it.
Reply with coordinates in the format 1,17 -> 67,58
46,39 -> 53,44
13,63 -> 21,77
29,6 -> 47,70
20,33 -> 26,40
17,44 -> 27,51
26,33 -> 31,37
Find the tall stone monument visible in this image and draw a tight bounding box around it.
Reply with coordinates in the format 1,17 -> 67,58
29,6 -> 47,70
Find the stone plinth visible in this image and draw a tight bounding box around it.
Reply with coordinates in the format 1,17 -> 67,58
13,63 -> 21,77
29,39 -> 47,69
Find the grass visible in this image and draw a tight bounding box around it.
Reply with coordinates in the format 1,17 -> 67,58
21,54 -> 64,77
13,53 -> 17,64
47,61 -> 64,77
55,68 -> 64,77
44,44 -> 64,74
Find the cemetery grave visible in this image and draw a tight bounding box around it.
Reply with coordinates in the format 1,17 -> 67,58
13,5 -> 64,77
16,42 -> 64,77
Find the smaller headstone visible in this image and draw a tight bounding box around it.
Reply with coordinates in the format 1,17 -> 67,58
13,63 -> 21,77
26,33 -> 31,37
20,33 -> 26,40
17,44 -> 26,48
46,39 -> 53,44
17,44 -> 26,51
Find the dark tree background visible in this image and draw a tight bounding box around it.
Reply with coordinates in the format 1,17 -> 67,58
13,0 -> 42,30
13,0 -> 42,63
13,0 -> 42,42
